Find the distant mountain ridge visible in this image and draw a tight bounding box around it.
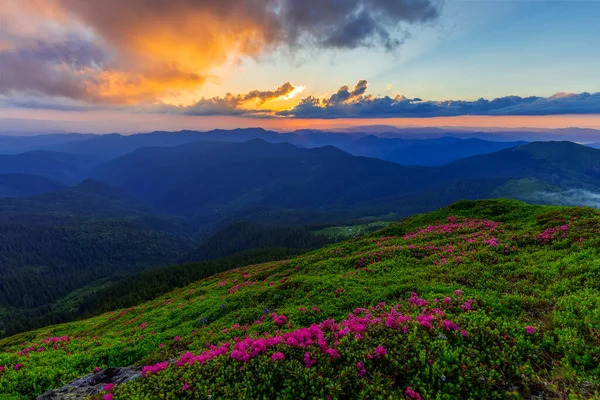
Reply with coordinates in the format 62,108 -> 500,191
2,126 -> 599,163
0,179 -> 158,217
3,139 -> 600,223
339,136 -> 526,166
0,150 -> 105,184
85,139 -> 600,222
0,174 -> 66,198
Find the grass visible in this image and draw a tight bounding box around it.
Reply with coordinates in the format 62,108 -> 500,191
1,199 -> 599,399
312,221 -> 393,241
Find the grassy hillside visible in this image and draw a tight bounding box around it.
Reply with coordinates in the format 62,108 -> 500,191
1,199 -> 599,399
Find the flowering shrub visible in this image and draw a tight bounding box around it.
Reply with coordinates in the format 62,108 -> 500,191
141,361 -> 168,377
1,200 -> 599,399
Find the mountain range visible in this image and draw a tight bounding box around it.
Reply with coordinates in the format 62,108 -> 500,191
2,128 -> 600,338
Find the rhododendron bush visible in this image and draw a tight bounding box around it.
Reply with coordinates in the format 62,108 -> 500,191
1,200 -> 599,399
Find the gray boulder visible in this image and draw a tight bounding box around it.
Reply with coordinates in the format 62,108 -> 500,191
37,366 -> 142,399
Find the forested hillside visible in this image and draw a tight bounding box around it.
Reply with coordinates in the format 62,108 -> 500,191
0,218 -> 341,337
0,174 -> 65,198
1,200 -> 599,399
0,216 -> 192,310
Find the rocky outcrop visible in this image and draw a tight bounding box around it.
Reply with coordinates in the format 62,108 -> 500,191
36,366 -> 142,399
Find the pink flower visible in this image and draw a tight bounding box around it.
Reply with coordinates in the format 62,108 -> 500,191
174,336 -> 181,342
14,363 -> 23,371
326,348 -> 340,359
561,225 -> 569,231
103,383 -> 115,391
304,352 -> 316,368
460,299 -> 474,311
416,314 -> 434,328
385,316 -> 399,329
312,306 -> 319,312
142,361 -> 169,377
182,383 -> 191,391
408,292 -> 429,307
443,297 -> 451,305
159,344 -> 164,348
94,367 -> 101,373
454,289 -> 463,297
0,366 -> 5,373
373,345 -> 387,358
525,326 -> 536,335
356,361 -> 366,377
440,319 -> 459,331
461,330 -> 468,337
271,314 -> 288,326
271,352 -> 285,361
405,387 -> 422,400
104,394 -> 113,400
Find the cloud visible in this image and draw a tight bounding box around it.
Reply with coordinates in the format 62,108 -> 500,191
179,82 -> 301,116
0,39 -> 111,101
278,80 -> 600,118
1,0 -> 442,105
528,189 -> 600,209
327,80 -> 369,105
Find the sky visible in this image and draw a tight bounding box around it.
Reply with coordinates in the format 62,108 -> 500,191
1,0 -> 599,133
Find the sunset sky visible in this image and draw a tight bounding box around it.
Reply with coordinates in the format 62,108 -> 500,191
1,0 -> 599,133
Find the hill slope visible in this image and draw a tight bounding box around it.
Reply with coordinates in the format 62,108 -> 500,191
1,199 -> 599,399
0,174 -> 66,198
386,138 -> 526,166
0,151 -> 104,185
0,179 -> 165,218
90,139 -> 441,215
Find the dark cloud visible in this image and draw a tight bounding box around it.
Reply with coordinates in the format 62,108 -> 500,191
0,95 -> 98,112
277,0 -> 439,49
0,39 -> 106,100
278,81 -> 600,118
489,92 -> 600,116
327,80 -> 369,105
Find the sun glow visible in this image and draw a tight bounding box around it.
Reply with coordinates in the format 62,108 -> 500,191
279,85 -> 306,101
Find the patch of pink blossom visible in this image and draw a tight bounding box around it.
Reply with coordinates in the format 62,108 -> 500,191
141,361 -> 169,377
525,326 -> 536,335
405,387 -> 422,400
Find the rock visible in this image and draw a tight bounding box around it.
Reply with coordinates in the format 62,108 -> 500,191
36,366 -> 142,399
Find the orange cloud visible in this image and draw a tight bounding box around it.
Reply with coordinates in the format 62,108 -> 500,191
2,0 -> 441,105
174,82 -> 304,116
